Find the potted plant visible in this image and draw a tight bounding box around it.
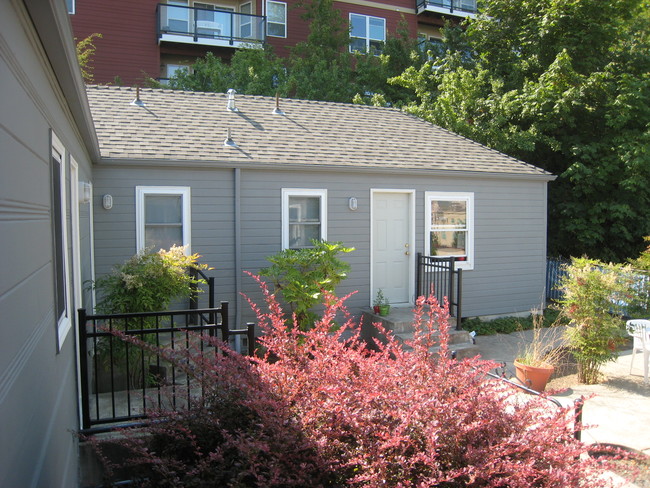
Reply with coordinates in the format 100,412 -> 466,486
373,289 -> 391,316
514,312 -> 565,392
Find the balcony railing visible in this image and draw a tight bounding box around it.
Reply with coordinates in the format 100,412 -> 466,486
416,0 -> 478,17
156,3 -> 266,47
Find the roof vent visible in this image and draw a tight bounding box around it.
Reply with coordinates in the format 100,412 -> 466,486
223,128 -> 238,148
272,92 -> 285,115
130,86 -> 145,107
226,88 -> 238,112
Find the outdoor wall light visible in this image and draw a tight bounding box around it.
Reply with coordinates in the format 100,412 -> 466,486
102,194 -> 113,210
79,181 -> 92,204
348,197 -> 358,211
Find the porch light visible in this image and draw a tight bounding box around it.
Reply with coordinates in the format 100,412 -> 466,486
226,88 -> 238,112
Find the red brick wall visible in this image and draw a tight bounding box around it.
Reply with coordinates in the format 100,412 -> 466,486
71,0 -> 161,85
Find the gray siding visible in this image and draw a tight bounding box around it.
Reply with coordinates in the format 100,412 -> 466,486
93,165 -> 548,329
0,1 -> 93,486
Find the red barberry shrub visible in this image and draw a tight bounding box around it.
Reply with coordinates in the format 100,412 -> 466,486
89,275 -> 620,487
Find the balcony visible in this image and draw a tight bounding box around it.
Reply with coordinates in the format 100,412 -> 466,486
416,0 -> 478,18
157,3 -> 266,49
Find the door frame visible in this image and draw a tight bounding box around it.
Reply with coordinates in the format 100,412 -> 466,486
370,189 -> 416,306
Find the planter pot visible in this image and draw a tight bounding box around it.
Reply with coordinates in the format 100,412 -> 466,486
379,304 -> 391,316
514,359 -> 554,392
373,305 -> 381,314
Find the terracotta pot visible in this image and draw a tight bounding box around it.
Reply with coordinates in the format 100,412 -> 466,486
514,359 -> 555,392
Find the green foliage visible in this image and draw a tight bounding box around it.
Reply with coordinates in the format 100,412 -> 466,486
164,0 -> 423,106
558,257 -> 631,384
392,0 -> 650,262
94,245 -> 208,314
75,33 -> 102,83
260,241 -> 353,330
463,308 -> 563,336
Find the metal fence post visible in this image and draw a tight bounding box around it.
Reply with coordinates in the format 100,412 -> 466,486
77,308 -> 91,430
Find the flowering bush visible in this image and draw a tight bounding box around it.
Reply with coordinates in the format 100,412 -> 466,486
90,276 -> 619,487
559,257 -> 631,384
94,245 -> 209,314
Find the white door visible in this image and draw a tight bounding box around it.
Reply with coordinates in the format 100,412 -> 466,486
372,192 -> 413,305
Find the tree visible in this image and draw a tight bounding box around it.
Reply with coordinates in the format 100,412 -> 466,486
76,33 -> 102,83
392,0 -> 650,261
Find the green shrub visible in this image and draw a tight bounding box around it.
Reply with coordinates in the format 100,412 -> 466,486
260,241 -> 353,331
94,245 -> 208,314
463,308 -> 563,336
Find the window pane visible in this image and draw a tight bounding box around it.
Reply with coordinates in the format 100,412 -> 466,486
369,17 -> 384,41
430,231 -> 466,256
289,223 -> 321,248
350,14 -> 366,37
145,225 -> 183,251
267,2 -> 285,23
268,22 -> 285,37
350,37 -> 366,53
51,152 -> 67,320
431,200 -> 466,229
289,196 -> 320,222
145,195 -> 182,224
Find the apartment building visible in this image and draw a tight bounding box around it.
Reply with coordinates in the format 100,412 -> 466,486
69,0 -> 478,85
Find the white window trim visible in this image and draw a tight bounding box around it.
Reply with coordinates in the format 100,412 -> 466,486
266,0 -> 287,38
282,188 -> 327,250
425,191 -> 474,270
349,13 -> 386,54
51,132 -> 72,351
136,186 -> 191,253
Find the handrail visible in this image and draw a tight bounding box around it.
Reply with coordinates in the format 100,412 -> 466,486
485,363 -> 584,441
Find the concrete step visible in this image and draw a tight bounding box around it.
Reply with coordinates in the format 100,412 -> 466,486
393,331 -> 479,360
361,309 -> 478,359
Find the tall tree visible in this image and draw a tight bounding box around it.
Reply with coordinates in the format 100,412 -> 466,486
393,0 -> 650,261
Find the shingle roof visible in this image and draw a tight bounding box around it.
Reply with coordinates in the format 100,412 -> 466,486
86,85 -> 551,178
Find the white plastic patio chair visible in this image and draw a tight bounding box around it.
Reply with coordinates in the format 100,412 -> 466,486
626,319 -> 650,385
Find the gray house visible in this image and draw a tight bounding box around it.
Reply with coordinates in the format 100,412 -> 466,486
86,86 -> 554,327
0,0 -> 552,484
1,0 -> 98,485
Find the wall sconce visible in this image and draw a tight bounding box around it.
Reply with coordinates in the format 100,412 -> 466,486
348,197 -> 358,211
102,194 -> 113,210
79,181 -> 92,204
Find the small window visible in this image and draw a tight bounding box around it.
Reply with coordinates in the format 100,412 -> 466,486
66,0 -> 75,14
267,1 -> 286,38
136,186 -> 191,253
349,13 -> 385,54
282,189 -> 327,249
425,192 -> 474,268
51,132 -> 72,350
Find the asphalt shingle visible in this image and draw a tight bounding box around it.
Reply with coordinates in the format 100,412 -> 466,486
86,85 -> 551,178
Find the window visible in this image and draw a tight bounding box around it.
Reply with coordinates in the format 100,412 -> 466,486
51,132 -> 72,350
66,0 -> 75,14
136,187 -> 191,253
267,1 -> 286,38
240,2 -> 252,38
349,14 -> 385,54
282,189 -> 327,249
165,0 -> 189,32
425,192 -> 473,268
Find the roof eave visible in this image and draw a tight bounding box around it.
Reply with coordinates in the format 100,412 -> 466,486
96,157 -> 556,181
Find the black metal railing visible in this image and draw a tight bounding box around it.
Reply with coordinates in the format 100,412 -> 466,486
416,0 -> 478,15
416,253 -> 463,330
78,304 -> 256,433
156,3 -> 266,46
485,363 -> 584,442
